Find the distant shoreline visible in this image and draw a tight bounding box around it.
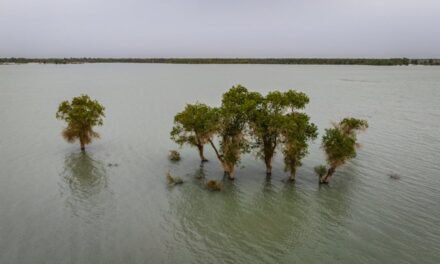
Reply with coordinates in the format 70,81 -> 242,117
1,57 -> 439,66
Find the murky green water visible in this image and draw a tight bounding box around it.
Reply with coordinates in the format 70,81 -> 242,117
0,64 -> 439,263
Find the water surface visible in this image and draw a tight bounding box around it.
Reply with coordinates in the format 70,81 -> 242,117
0,64 -> 439,263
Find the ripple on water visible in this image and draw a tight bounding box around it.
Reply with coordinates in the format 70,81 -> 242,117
1,64 -> 440,263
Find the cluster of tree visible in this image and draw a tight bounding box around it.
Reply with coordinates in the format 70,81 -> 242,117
55,92 -> 367,185
171,86 -> 368,184
2,57 -> 430,65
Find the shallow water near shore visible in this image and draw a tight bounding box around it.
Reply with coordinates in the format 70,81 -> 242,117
0,64 -> 439,263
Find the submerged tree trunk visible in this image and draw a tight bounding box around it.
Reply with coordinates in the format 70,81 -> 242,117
222,162 -> 235,180
79,138 -> 85,151
263,138 -> 276,176
265,156 -> 273,176
320,166 -> 336,184
289,167 -> 297,182
209,139 -> 234,179
197,144 -> 208,162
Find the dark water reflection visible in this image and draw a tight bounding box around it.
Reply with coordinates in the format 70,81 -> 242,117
59,152 -> 113,221
164,166 -> 355,263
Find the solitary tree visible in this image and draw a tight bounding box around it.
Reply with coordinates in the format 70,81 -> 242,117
56,95 -> 105,151
208,85 -> 260,179
319,118 -> 368,184
248,90 -> 312,175
281,113 -> 318,181
170,103 -> 218,162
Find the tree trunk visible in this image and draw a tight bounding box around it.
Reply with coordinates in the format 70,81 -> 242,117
263,138 -> 276,176
265,156 -> 273,176
209,139 -> 235,180
320,166 -> 336,184
209,139 -> 222,161
222,162 -> 235,180
289,167 -> 297,182
79,138 -> 85,151
197,144 -> 208,162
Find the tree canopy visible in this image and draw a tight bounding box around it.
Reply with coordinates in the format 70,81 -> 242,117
170,87 -> 367,184
211,85 -> 261,178
319,118 -> 368,184
281,113 -> 318,181
170,103 -> 218,162
248,90 -> 315,177
56,94 -> 105,150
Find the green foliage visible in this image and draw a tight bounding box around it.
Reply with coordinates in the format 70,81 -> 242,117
220,85 -> 261,136
56,94 -> 105,149
2,57 -> 428,65
322,117 -> 368,170
248,89 -> 316,177
339,117 -> 369,137
171,86 -> 319,179
216,85 -> 261,174
170,103 -> 218,148
248,96 -> 283,164
318,118 -> 368,183
322,127 -> 356,167
281,113 -> 318,179
169,86 -> 368,183
282,90 -> 309,110
314,165 -> 327,178
169,150 -> 181,161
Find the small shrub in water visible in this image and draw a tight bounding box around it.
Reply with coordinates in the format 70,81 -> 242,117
314,165 -> 327,178
206,180 -> 223,191
169,150 -> 181,161
166,171 -> 183,185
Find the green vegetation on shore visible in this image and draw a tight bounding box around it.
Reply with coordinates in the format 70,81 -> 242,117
2,57 -> 439,65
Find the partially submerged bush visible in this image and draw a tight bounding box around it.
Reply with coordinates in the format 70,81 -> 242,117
169,150 -> 181,161
166,171 -> 183,185
206,180 -> 223,191
314,165 -> 327,178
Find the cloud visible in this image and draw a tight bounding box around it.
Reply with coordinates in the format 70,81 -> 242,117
0,0 -> 439,57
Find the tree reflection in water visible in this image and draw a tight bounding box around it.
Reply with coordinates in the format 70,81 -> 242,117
164,167 -> 354,263
59,152 -> 113,221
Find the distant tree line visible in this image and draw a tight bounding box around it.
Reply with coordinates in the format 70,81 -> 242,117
409,59 -> 440,65
2,57 -> 439,65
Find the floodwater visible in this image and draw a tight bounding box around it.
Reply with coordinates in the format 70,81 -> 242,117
0,64 -> 439,263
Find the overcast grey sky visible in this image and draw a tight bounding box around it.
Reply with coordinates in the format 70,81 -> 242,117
1,0 -> 439,58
